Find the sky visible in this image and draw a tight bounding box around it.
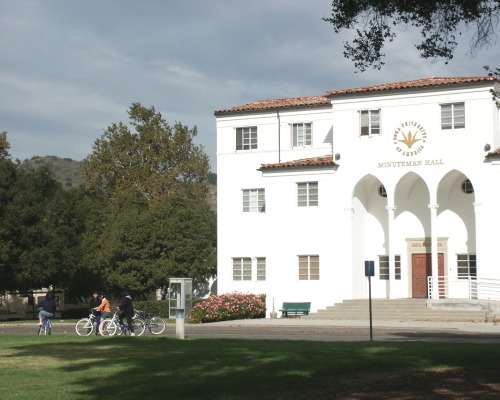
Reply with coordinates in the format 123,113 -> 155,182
1,1 -> 498,172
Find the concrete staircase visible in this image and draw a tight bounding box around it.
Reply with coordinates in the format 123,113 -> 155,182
303,299 -> 487,322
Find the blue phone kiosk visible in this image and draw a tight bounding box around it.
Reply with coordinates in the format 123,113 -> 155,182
168,278 -> 192,339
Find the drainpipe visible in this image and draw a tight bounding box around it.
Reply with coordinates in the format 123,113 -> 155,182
277,111 -> 281,163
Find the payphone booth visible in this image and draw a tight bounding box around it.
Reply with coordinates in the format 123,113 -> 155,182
168,278 -> 192,339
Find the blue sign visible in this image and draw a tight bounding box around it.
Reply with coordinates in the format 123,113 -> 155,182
364,261 -> 375,277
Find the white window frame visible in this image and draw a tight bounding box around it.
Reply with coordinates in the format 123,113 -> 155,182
232,257 -> 252,281
378,255 -> 401,280
298,255 -> 320,280
297,182 -> 318,207
291,122 -> 312,147
441,102 -> 465,130
236,126 -> 258,150
242,189 -> 265,213
457,254 -> 476,279
359,109 -> 381,136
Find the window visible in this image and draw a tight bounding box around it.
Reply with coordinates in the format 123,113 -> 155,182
236,126 -> 257,150
378,255 -> 401,280
441,103 -> 465,130
233,257 -> 252,281
378,184 -> 387,198
461,179 -> 474,194
256,257 -> 266,281
360,110 -> 380,136
298,255 -> 319,280
243,189 -> 265,212
457,254 -> 476,279
292,122 -> 312,147
297,182 -> 318,207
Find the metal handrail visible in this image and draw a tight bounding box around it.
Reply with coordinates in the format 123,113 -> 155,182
428,276 -> 500,301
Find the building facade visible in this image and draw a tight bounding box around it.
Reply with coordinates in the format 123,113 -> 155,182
215,76 -> 500,315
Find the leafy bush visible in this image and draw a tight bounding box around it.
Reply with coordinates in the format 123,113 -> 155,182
189,292 -> 266,323
134,300 -> 169,318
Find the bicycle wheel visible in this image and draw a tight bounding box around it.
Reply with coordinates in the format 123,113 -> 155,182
99,319 -> 117,336
148,316 -> 166,335
132,318 -> 146,336
75,318 -> 93,336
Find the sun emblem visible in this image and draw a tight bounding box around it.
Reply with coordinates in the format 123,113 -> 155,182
398,131 -> 421,148
393,122 -> 427,157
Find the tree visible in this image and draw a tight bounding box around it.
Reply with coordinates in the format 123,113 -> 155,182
324,0 -> 500,71
0,131 -> 11,159
82,103 -> 211,205
485,65 -> 500,107
85,189 -> 216,299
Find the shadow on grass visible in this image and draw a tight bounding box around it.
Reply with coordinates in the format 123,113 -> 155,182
6,337 -> 500,400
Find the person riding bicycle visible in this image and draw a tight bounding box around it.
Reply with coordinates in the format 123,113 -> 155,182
37,292 -> 57,326
88,291 -> 102,334
94,293 -> 111,335
117,292 -> 135,336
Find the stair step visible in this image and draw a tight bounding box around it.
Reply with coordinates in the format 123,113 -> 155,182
303,299 -> 486,322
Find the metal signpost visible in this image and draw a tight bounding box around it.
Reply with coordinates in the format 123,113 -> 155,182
364,261 -> 375,341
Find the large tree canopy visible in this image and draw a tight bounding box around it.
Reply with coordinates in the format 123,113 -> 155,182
83,103 -> 210,205
85,189 -> 217,299
324,0 -> 500,71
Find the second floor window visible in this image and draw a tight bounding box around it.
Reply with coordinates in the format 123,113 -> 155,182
236,127 -> 257,150
360,109 -> 380,136
441,103 -> 465,130
297,182 -> 318,207
243,189 -> 265,212
292,122 -> 312,147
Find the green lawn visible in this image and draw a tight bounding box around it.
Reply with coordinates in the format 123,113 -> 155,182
0,335 -> 499,400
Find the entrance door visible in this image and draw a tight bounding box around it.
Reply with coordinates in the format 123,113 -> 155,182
412,253 -> 444,298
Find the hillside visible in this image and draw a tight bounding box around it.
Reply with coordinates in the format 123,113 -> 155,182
19,155 -> 84,188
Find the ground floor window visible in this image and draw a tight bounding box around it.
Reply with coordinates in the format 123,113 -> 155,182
232,257 -> 252,281
457,254 -> 476,278
298,255 -> 319,280
256,257 -> 266,281
232,257 -> 266,281
378,255 -> 401,280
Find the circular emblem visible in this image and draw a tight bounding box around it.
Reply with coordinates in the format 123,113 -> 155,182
393,121 -> 427,156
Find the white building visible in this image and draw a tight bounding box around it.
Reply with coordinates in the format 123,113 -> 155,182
215,76 -> 500,316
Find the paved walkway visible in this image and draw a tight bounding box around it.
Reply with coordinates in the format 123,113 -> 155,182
209,317 -> 500,334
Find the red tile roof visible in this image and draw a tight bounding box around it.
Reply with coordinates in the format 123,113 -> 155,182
326,76 -> 496,96
215,95 -> 330,115
215,76 -> 498,115
260,155 -> 335,170
486,149 -> 500,158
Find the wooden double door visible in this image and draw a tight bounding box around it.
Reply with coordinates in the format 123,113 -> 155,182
412,253 -> 444,298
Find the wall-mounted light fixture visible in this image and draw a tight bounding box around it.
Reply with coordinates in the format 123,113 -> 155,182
484,143 -> 491,152
335,153 -> 341,161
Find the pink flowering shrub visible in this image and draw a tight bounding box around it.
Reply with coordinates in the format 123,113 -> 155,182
189,292 -> 266,323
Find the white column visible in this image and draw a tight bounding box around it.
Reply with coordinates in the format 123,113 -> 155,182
473,202 -> 482,277
386,206 -> 397,299
428,204 -> 439,299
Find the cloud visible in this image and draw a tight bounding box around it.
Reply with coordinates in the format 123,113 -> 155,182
1,0 -> 498,170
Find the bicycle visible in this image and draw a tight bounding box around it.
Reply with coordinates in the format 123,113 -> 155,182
99,311 -> 146,336
37,315 -> 53,335
75,313 -> 99,336
135,309 -> 167,335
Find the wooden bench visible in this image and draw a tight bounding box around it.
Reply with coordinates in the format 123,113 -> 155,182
279,302 -> 311,318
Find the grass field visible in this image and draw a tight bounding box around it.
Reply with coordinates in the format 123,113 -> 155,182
0,335 -> 499,400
